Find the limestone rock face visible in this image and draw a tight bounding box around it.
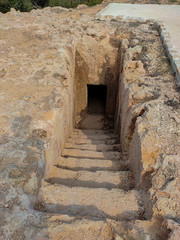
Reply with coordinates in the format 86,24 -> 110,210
0,4 -> 179,240
76,4 -> 88,10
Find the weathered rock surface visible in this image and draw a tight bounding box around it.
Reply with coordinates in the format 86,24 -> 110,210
0,3 -> 179,240
38,182 -> 141,220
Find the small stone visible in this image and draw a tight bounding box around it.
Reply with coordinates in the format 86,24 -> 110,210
0,69 -> 6,78
10,8 -> 16,13
131,39 -> 139,46
4,203 -> 9,208
115,235 -> 124,240
76,4 -> 88,10
23,95 -> 30,101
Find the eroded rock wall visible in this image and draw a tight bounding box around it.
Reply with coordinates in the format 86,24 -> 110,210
115,20 -> 180,230
0,7 -> 80,239
75,32 -> 121,115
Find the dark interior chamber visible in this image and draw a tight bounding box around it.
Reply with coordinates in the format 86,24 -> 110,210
87,84 -> 107,114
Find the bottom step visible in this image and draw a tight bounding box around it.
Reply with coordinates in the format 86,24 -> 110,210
37,182 -> 143,220
47,217 -> 114,240
35,215 -> 168,240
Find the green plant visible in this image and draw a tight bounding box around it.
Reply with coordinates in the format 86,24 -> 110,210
47,0 -> 102,8
32,0 -> 48,7
15,0 -> 33,11
0,0 -> 103,13
0,0 -> 33,13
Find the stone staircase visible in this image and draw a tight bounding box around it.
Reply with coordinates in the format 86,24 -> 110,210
37,128 -> 144,222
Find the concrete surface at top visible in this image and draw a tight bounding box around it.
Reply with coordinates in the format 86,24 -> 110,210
97,3 -> 180,56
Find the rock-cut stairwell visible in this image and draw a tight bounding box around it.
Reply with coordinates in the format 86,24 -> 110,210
36,123 -> 144,223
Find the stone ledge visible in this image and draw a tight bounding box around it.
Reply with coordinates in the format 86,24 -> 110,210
95,7 -> 180,85
155,21 -> 180,85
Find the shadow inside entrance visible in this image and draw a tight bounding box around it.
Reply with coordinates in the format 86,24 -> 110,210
87,84 -> 107,114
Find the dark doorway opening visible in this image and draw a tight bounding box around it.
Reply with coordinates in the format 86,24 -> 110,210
87,84 -> 107,114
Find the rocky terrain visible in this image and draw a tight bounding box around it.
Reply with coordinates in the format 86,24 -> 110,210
0,4 -> 179,240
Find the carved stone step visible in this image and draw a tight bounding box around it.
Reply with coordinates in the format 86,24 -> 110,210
47,167 -> 134,190
65,143 -> 121,151
57,157 -> 128,171
70,132 -> 118,141
62,148 -> 121,160
38,182 -> 143,220
73,129 -> 113,135
67,138 -> 119,145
